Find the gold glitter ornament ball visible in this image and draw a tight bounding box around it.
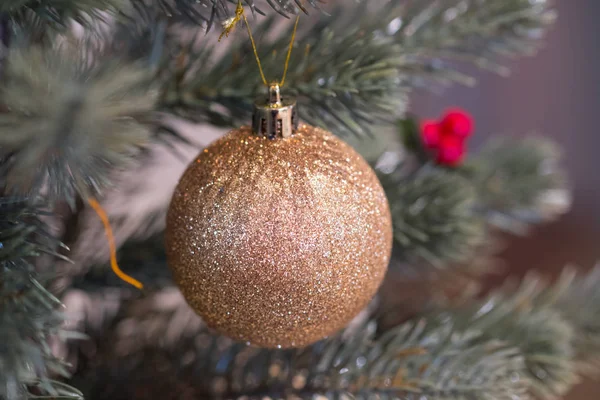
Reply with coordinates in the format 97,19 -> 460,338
166,124 -> 392,348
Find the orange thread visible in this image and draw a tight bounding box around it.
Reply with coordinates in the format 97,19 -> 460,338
88,198 -> 143,289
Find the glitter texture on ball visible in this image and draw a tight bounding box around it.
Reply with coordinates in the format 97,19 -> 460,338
166,124 -> 392,348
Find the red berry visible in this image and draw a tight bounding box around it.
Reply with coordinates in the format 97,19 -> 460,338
421,120 -> 441,149
441,108 -> 473,139
436,136 -> 465,167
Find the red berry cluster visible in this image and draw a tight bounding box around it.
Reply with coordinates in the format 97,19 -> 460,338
420,108 -> 474,167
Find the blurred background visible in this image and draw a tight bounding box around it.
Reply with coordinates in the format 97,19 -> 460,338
413,1 -> 599,398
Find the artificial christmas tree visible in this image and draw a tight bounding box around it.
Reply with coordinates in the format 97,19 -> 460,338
0,1 -> 594,400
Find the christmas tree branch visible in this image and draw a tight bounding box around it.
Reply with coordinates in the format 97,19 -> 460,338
0,41 -> 158,207
444,282 -> 575,399
124,0 -> 321,31
0,0 -> 121,33
0,197 -> 82,400
381,166 -> 486,268
395,0 -> 557,79
467,136 -> 570,234
536,266 -> 600,375
438,266 -> 600,400
160,0 -> 555,136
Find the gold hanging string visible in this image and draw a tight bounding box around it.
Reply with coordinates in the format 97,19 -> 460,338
220,1 -> 300,87
279,14 -> 300,87
240,6 -> 268,86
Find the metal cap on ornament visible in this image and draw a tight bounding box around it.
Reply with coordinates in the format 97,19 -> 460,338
252,83 -> 298,139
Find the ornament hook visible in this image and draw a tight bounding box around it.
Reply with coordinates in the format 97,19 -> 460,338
269,84 -> 282,105
252,83 -> 298,139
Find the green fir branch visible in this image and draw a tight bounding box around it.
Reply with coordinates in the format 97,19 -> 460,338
382,165 -> 486,268
439,266 -> 600,400
446,284 -> 577,399
0,198 -> 82,400
396,0 -> 557,80
124,0 -> 231,29
468,136 -> 570,234
123,0 -> 321,31
0,0 -> 122,32
161,0 -> 555,136
532,266 -> 600,375
0,41 -> 158,207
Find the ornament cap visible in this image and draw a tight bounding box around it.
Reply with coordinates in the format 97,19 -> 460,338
252,83 -> 298,139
